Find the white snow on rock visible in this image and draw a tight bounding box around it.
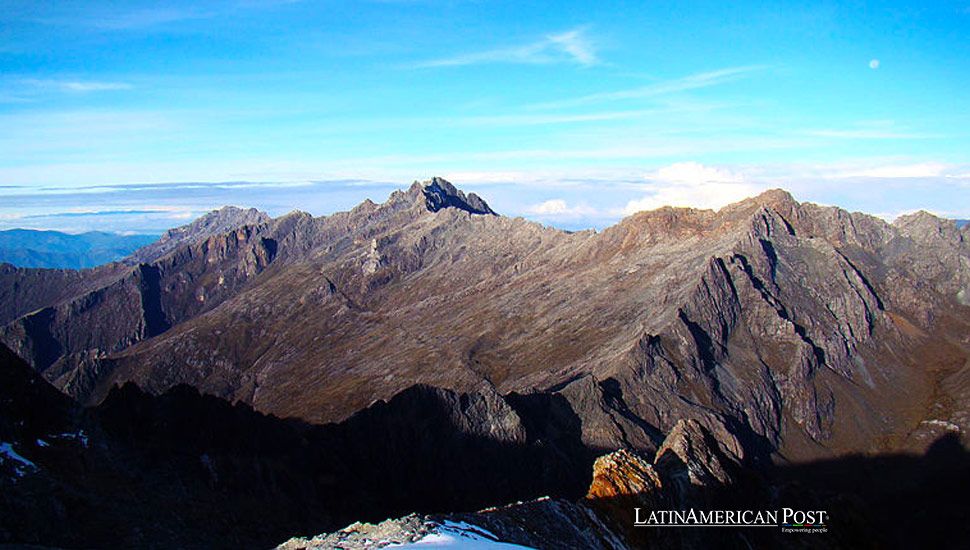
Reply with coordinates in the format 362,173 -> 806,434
0,441 -> 38,478
55,430 -> 89,447
275,516 -> 537,550
389,521 -> 536,549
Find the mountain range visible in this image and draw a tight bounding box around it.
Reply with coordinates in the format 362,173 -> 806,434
0,229 -> 158,269
1,178 -> 969,549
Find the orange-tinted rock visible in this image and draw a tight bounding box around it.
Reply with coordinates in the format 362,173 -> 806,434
586,449 -> 660,500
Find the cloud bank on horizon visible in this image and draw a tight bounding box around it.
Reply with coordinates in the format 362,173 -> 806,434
1,0 -> 968,233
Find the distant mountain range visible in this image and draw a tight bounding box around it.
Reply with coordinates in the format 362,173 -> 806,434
0,207 -> 268,270
2,211 -> 965,269
2,179 -> 969,549
0,229 -> 157,269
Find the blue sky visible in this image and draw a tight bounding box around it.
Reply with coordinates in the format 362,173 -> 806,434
1,0 -> 969,233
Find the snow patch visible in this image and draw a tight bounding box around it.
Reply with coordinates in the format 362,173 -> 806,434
55,430 -> 89,447
921,419 -> 962,432
0,442 -> 38,478
389,521 -> 536,549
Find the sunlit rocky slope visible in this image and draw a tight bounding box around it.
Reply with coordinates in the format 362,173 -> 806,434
4,177 -> 968,463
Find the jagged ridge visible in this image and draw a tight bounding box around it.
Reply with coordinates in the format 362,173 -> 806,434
1,180 -> 968,467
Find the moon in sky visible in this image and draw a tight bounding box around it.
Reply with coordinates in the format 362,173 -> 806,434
869,59 -> 880,69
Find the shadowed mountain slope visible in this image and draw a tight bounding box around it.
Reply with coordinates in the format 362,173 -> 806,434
0,341 -> 598,549
6,339 -> 968,550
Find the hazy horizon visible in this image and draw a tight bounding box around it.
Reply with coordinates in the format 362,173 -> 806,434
2,179 -> 967,236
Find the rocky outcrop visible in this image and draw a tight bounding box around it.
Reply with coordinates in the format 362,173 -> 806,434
419,176 -> 497,215
126,205 -> 269,264
587,449 -> 660,500
276,514 -> 442,550
276,418 -> 794,550
0,261 -> 131,325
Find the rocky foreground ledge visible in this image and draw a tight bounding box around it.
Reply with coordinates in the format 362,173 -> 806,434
275,419 -> 742,550
275,413 -> 970,550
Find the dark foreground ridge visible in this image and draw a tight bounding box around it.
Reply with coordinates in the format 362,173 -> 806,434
1,344 -> 595,549
3,342 -> 970,550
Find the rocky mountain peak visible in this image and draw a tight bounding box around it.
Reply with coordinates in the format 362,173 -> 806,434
894,209 -> 964,243
126,205 -> 270,264
751,187 -> 796,207
170,206 -> 269,237
719,188 -> 797,220
413,176 -> 497,216
655,419 -> 739,487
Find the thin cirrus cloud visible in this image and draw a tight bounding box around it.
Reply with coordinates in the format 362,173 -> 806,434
24,1 -> 311,31
801,128 -> 944,140
827,162 -> 947,179
20,79 -> 133,92
531,65 -> 769,109
90,7 -> 213,30
411,27 -> 599,68
30,2 -> 279,31
20,209 -> 171,219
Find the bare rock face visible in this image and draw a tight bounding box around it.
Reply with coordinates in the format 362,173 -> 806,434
655,419 -> 739,487
276,514 -> 439,550
578,419 -> 747,549
0,345 -> 596,550
418,176 -> 497,215
587,449 -> 660,500
0,204 -> 273,398
126,205 -> 270,264
0,261 -> 131,326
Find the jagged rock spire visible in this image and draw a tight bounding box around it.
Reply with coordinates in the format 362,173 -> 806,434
418,176 -> 497,216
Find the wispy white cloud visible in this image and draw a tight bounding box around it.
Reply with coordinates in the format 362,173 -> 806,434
450,108 -> 663,127
546,29 -> 598,65
0,94 -> 33,104
31,2 -> 304,31
827,162 -> 946,179
801,128 -> 943,140
532,65 -> 768,109
92,7 -> 212,30
20,79 -> 133,92
412,27 -> 599,68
